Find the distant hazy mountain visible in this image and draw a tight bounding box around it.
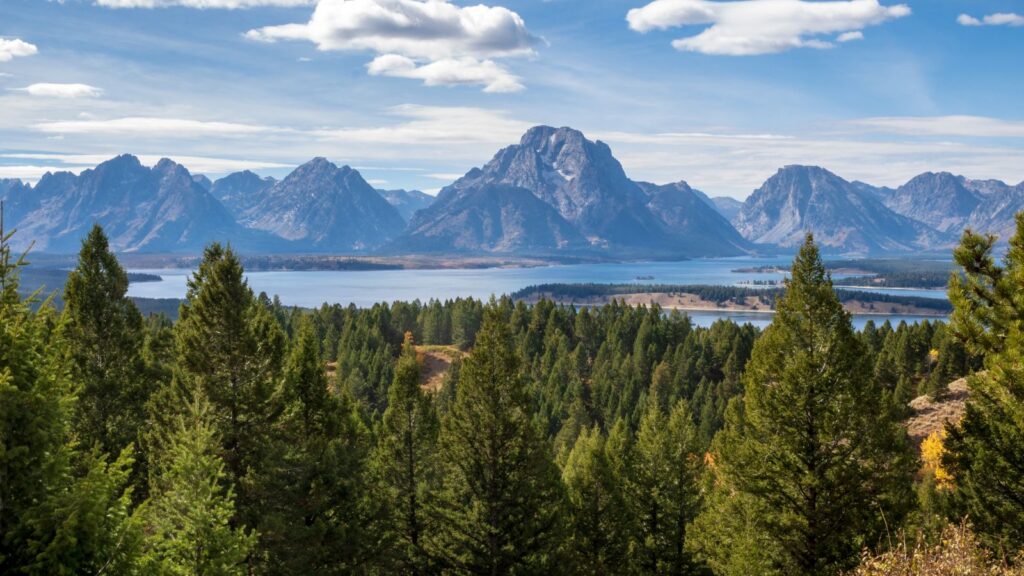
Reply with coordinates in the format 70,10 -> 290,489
877,172 -> 1024,241
210,170 -> 278,218
883,172 -> 982,234
238,158 -> 405,252
735,165 -> 948,254
0,178 -> 34,226
378,188 -> 435,222
393,182 -> 589,254
2,155 -> 269,253
396,126 -> 748,257
637,181 -> 753,256
689,187 -> 744,222
192,174 -> 212,192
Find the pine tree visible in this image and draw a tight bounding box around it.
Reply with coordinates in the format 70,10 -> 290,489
430,309 -> 565,574
943,213 -> 1024,552
260,316 -> 385,574
0,221 -> 141,574
19,447 -> 143,576
375,332 -> 439,573
63,225 -> 149,459
562,425 -> 629,575
691,235 -> 914,576
141,392 -> 256,575
628,399 -> 704,574
174,243 -> 285,527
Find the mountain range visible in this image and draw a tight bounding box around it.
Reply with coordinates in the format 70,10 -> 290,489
1,125 -> 1021,256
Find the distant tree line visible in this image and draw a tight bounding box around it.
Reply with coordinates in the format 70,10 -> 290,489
512,282 -> 953,313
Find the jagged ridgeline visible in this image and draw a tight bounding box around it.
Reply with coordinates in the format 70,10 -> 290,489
2,127 -> 1022,257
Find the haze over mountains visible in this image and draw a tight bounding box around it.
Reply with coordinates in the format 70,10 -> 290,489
1,126 -> 1021,257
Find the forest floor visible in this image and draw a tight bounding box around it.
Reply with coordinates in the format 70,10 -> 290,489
415,345 -> 464,392
905,378 -> 969,450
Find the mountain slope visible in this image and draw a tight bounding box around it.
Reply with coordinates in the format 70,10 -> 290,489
438,126 -> 669,250
5,155 -> 271,253
735,165 -> 948,254
393,182 -> 589,254
238,158 -> 405,252
637,181 -> 753,256
884,172 -> 982,233
396,126 -> 750,256
378,188 -> 435,222
211,170 -> 277,218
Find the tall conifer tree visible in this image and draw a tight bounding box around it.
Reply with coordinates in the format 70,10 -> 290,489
375,332 -> 439,574
63,224 -> 148,458
430,309 -> 565,574
174,243 -> 285,528
944,213 -> 1024,552
691,235 -> 914,576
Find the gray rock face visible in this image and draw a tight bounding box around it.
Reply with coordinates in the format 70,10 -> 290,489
396,126 -> 750,256
3,155 -> 268,253
879,172 -> 1024,242
238,158 -> 405,252
393,183 -> 589,254
637,181 -> 753,256
192,174 -> 213,192
378,189 -> 435,222
211,170 -> 278,218
440,126 -> 669,249
735,165 -> 948,254
884,172 -> 982,233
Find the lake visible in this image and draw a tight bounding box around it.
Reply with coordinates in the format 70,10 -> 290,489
127,257 -> 949,329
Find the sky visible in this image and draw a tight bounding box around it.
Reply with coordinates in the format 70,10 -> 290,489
0,0 -> 1022,199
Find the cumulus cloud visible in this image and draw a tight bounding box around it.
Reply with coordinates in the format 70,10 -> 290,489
852,115 -> 1024,138
958,12 -> 1024,27
96,0 -> 313,8
0,38 -> 38,62
366,54 -> 523,92
32,116 -> 284,136
14,83 -> 104,98
246,0 -> 539,91
626,0 -> 910,55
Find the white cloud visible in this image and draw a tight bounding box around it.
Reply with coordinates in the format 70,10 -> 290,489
247,0 -> 539,91
958,12 -> 1024,27
852,115 -> 1024,138
0,153 -> 291,179
366,54 -> 523,92
32,116 -> 284,137
312,104 -> 532,144
837,31 -> 863,42
626,0 -> 910,56
427,172 -> 464,180
0,38 -> 38,62
96,0 -> 313,8
14,83 -> 104,98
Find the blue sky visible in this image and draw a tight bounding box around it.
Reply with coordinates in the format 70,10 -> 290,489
0,0 -> 1022,198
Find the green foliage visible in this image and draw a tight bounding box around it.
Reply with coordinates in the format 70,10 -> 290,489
258,316 -> 386,574
944,213 -> 1024,553
374,333 -> 440,573
692,235 -> 915,576
627,400 -> 705,574
63,225 -> 150,457
175,243 -> 286,527
430,310 -> 566,574
141,392 -> 256,576
562,425 -> 630,575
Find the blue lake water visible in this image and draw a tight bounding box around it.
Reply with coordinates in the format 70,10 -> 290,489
127,257 -> 949,329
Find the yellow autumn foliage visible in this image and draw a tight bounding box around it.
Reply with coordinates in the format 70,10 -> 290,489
921,430 -> 954,490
